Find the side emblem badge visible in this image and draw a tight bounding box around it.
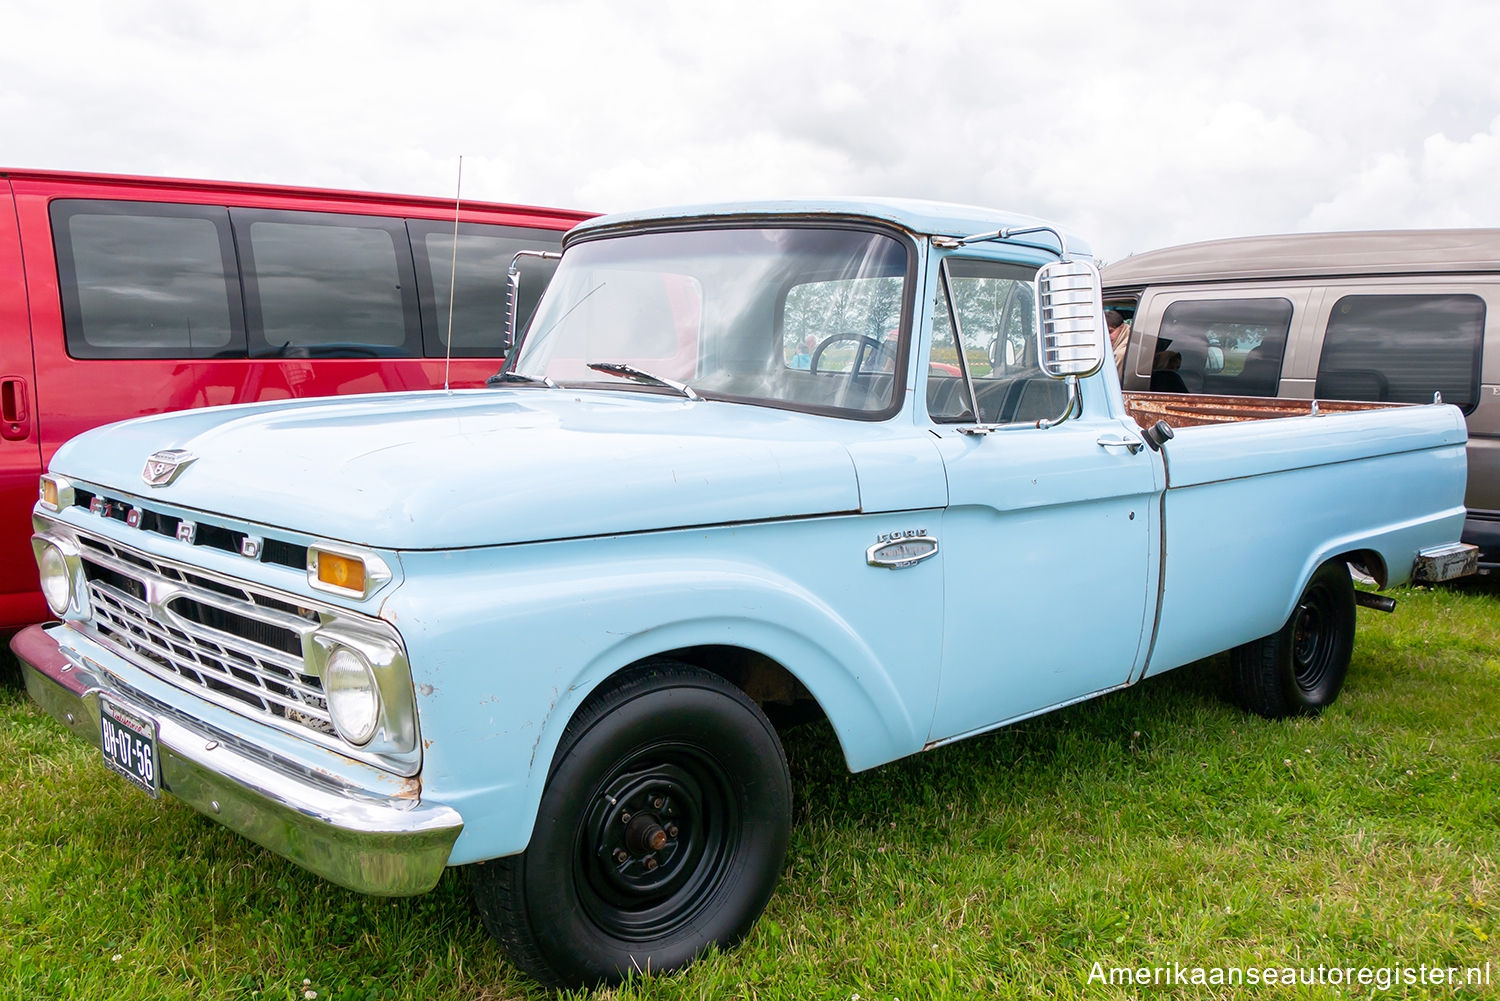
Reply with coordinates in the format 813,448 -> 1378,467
142,449 -> 197,488
866,529 -> 939,570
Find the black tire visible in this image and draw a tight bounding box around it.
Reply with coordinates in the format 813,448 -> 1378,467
1231,560 -> 1356,719
470,660 -> 791,988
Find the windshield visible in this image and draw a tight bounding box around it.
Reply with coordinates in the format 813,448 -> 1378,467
511,226 -> 912,417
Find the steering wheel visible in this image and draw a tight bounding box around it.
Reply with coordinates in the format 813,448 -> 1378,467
809,333 -> 897,375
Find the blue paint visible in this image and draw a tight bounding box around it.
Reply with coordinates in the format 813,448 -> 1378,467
31,198 -> 1470,873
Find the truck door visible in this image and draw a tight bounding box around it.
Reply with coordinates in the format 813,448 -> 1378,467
922,256 -> 1162,743
0,178 -> 44,628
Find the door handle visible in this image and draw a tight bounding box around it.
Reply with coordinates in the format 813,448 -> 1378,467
1097,433 -> 1143,455
1,376 -> 31,441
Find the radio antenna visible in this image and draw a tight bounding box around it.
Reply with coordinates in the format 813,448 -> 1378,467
443,154 -> 464,393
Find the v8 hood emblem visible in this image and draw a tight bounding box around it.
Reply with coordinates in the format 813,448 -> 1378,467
142,449 -> 197,487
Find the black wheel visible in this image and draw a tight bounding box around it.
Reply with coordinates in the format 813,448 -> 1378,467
1231,560 -> 1355,718
470,661 -> 791,988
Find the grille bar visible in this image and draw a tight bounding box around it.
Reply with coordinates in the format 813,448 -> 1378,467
74,533 -> 336,739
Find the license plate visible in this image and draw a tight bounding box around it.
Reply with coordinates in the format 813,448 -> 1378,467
99,698 -> 160,798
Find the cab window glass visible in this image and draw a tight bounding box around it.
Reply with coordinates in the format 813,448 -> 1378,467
1315,293 -> 1484,412
1154,297 -> 1292,396
782,276 -> 904,372
928,259 -> 1051,424
51,201 -> 243,359
410,222 -> 564,358
235,210 -> 420,358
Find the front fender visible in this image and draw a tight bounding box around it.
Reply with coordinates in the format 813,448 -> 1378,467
389,516 -> 942,863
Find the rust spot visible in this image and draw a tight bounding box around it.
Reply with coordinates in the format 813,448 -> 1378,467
1123,391 -> 1391,430
392,774 -> 421,801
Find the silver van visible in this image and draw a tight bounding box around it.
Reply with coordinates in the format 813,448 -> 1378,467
1102,230 -> 1499,570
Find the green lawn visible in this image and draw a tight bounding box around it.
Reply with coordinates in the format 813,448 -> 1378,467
2,585 -> 1497,1000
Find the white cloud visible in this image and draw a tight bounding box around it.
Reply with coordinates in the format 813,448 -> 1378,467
1302,117 -> 1500,231
5,1 -> 1500,259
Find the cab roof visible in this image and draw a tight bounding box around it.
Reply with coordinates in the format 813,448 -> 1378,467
1102,229 -> 1500,289
569,197 -> 1089,257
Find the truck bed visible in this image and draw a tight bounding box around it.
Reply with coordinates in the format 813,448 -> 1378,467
1123,391 -> 1393,429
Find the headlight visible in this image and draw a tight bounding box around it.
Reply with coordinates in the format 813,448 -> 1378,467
37,542 -> 71,615
325,646 -> 381,746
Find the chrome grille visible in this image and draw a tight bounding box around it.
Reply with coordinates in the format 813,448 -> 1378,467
75,534 -> 336,738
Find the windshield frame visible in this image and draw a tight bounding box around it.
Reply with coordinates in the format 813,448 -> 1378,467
509,218 -> 920,422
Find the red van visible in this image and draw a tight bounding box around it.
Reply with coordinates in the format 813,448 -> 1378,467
0,169 -> 593,631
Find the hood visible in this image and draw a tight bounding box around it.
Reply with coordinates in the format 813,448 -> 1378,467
51,390 -> 863,550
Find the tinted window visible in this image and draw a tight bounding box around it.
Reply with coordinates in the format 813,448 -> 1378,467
235,210 -> 420,358
1154,298 -> 1292,397
51,201 -> 243,359
1316,294 -> 1484,411
410,221 -> 564,358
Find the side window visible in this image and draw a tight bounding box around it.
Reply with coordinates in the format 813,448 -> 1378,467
926,283 -> 973,421
1154,298 -> 1293,396
1315,294 -> 1484,411
409,221 -> 565,358
927,258 -> 1042,424
234,209 -> 421,358
781,276 -> 905,372
51,200 -> 244,360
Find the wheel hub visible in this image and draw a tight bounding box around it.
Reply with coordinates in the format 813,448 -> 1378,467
587,764 -> 700,899
1292,592 -> 1333,691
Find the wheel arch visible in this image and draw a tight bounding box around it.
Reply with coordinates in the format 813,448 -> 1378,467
452,613 -> 926,864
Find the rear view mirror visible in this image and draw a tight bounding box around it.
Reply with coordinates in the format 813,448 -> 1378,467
504,249 -> 564,354
1035,260 -> 1106,380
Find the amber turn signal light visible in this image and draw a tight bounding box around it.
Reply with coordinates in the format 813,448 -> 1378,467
317,552 -> 367,594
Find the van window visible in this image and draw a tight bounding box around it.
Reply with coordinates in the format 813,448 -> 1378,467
409,221 -> 564,358
1153,298 -> 1292,396
235,210 -> 421,358
1315,294 -> 1484,411
51,201 -> 244,359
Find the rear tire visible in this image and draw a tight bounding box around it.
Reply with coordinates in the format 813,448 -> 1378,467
470,660 -> 791,988
1231,560 -> 1355,719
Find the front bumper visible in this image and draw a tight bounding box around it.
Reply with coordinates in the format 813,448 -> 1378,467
12,623 -> 463,896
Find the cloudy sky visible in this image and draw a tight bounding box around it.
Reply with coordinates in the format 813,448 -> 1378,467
6,0 -> 1500,261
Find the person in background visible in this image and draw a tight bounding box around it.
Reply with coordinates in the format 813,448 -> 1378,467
1106,309 -> 1130,376
789,334 -> 817,369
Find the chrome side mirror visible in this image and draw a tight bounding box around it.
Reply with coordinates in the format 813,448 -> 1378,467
503,249 -> 563,354
1035,259 -> 1106,380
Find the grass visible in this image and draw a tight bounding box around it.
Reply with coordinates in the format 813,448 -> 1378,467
2,585 -> 1498,1000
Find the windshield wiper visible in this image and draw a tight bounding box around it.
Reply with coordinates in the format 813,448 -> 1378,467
486,371 -> 557,388
587,363 -> 700,401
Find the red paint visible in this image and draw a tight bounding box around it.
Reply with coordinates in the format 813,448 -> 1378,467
0,168 -> 594,631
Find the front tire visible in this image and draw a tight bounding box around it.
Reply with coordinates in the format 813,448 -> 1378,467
1231,560 -> 1356,718
470,661 -> 791,988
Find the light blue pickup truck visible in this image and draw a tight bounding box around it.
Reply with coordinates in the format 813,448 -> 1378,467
13,199 -> 1478,986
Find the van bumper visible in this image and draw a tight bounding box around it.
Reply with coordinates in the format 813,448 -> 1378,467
1462,511 -> 1500,571
11,623 -> 463,897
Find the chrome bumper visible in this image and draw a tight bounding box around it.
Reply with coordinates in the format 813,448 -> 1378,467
12,623 -> 462,897
1413,542 -> 1480,583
